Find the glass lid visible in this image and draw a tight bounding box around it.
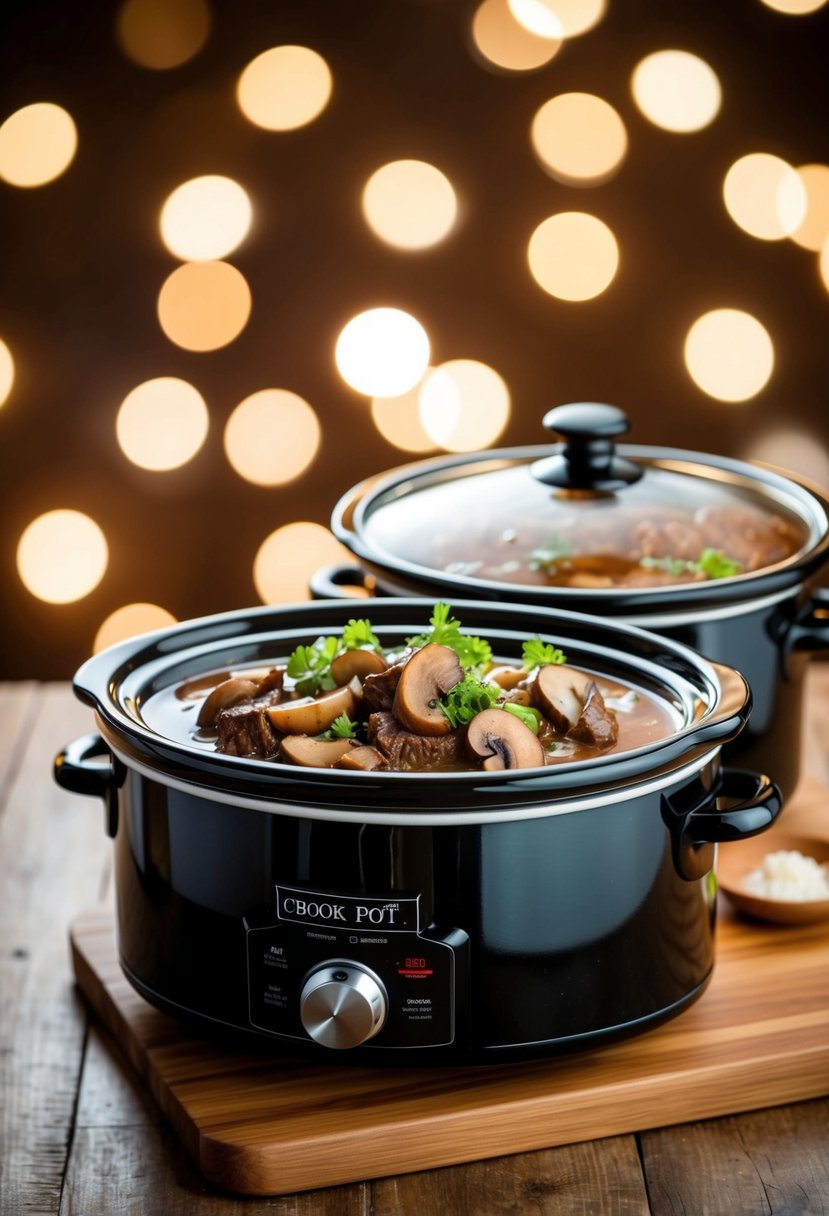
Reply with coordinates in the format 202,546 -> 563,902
356,404 -> 815,592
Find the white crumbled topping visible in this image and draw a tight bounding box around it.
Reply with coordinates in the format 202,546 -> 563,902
742,849 -> 829,902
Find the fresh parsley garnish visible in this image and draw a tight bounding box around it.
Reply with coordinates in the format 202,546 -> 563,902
286,636 -> 339,697
286,617 -> 383,696
640,548 -> 742,580
696,548 -> 743,579
522,637 -> 567,671
406,602 -> 492,672
320,713 -> 358,741
503,702 -> 543,733
439,673 -> 500,729
529,537 -> 572,572
341,618 -> 383,654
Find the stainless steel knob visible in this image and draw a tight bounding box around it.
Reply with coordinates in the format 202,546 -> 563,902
299,960 -> 387,1050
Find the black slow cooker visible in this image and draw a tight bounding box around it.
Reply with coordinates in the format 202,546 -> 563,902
326,404 -> 829,802
55,599 -> 781,1063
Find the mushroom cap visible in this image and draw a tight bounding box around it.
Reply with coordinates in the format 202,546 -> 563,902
266,680 -> 358,736
392,643 -> 463,736
197,677 -> 261,728
280,735 -> 357,768
484,664 -> 527,691
330,648 -> 387,686
466,708 -> 546,770
532,664 -> 590,733
334,745 -> 388,771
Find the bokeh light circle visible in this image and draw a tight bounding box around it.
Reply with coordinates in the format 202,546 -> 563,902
631,51 -> 721,133
743,426 -> 829,489
508,0 -> 605,39
224,389 -> 320,486
684,309 -> 774,402
115,0 -> 211,70
531,93 -> 627,184
0,338 -> 14,407
17,510 -> 108,604
470,0 -> 561,72
157,261 -> 252,350
335,308 -> 431,397
789,164 -> 829,251
160,175 -> 252,261
528,212 -> 619,300
117,377 -> 209,470
371,379 -> 438,453
236,45 -> 332,131
362,160 -> 458,249
757,0 -> 827,12
418,360 -> 511,452
253,523 -> 353,604
94,603 -> 177,653
0,102 -> 77,187
723,153 -> 807,240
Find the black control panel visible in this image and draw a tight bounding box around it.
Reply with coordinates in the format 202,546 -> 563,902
245,885 -> 467,1050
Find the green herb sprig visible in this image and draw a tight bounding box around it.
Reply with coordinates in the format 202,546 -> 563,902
341,618 -> 383,654
286,617 -> 384,696
522,637 -> 567,672
286,636 -> 340,697
503,702 -> 543,733
529,537 -> 572,573
439,673 -> 500,729
406,602 -> 492,672
640,548 -> 742,580
319,713 -> 358,741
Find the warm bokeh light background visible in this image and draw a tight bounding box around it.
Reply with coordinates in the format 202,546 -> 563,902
1,0 -> 828,677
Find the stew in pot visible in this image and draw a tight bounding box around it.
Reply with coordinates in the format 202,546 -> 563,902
360,466 -> 807,590
144,605 -> 679,773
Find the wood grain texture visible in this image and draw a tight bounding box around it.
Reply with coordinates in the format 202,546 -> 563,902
0,687 -> 106,1216
68,777 -> 829,1198
641,1098 -> 829,1216
374,1139 -> 651,1215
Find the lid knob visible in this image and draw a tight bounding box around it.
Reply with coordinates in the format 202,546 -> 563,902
531,402 -> 644,492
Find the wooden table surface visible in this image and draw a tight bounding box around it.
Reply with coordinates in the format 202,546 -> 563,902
1,671 -> 828,1215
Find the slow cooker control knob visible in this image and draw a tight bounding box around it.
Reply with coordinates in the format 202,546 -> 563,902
299,961 -> 387,1050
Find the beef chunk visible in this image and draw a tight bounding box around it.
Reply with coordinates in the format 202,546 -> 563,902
361,660 -> 406,714
216,700 -> 280,757
568,681 -> 619,749
367,711 -> 466,772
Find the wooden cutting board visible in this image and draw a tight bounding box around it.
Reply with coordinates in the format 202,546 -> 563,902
70,778 -> 829,1198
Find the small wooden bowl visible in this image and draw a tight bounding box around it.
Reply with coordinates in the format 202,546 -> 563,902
717,833 -> 829,925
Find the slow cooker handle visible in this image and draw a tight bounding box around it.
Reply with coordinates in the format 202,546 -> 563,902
664,767 -> 782,881
785,587 -> 829,656
54,733 -> 123,839
309,563 -> 379,600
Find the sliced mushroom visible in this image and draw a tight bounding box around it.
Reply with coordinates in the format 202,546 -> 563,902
466,708 -> 546,771
280,735 -> 358,768
484,664 -> 527,691
266,678 -> 359,736
392,643 -> 463,736
197,677 -> 262,728
334,745 -> 388,771
569,681 -> 619,748
533,666 -> 618,748
330,648 -> 387,686
532,664 -> 590,734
